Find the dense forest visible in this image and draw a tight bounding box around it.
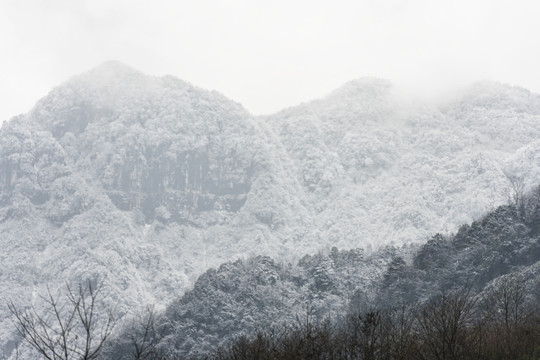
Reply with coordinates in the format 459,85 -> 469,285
206,283 -> 540,360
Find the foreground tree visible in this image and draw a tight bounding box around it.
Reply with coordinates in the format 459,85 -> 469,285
415,288 -> 477,360
503,172 -> 526,217
102,305 -> 164,360
8,280 -> 116,360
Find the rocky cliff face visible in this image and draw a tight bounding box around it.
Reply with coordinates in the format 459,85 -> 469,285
29,62 -> 267,224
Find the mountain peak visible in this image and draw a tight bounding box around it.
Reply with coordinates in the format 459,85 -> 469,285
328,77 -> 392,99
70,60 -> 150,91
85,60 -> 144,79
451,80 -> 540,114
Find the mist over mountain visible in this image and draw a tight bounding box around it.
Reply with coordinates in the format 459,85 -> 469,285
2,62 -> 540,357
266,77 -> 540,249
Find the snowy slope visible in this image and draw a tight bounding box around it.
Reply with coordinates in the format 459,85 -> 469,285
265,78 -> 540,248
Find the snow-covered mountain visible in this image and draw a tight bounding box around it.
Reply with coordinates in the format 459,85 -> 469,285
2,62 -> 540,356
0,62 -> 311,354
266,78 -> 540,248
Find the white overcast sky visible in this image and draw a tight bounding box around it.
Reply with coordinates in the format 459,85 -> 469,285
1,0 -> 540,122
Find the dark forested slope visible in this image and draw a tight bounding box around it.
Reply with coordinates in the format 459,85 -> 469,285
109,187 -> 540,358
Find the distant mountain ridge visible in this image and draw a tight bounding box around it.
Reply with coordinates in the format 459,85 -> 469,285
266,76 -> 540,248
2,62 -> 540,357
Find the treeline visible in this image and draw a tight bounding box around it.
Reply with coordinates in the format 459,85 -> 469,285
13,276 -> 539,359
204,276 -> 540,360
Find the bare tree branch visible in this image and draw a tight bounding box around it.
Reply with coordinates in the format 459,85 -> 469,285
8,279 -> 117,360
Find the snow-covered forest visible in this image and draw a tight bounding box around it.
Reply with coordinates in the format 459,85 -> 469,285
2,62 -> 540,358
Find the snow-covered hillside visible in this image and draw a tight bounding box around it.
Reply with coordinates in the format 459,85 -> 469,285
1,62 -> 540,356
0,62 -> 310,354
266,78 -> 540,248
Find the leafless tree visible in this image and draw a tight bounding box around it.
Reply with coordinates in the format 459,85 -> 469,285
494,275 -> 528,329
504,172 -> 526,215
8,280 -> 116,360
387,303 -> 418,360
415,288 -> 476,360
126,305 -> 163,360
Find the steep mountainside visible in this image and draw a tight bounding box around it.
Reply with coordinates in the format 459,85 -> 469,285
266,78 -> 540,248
2,63 -> 540,357
0,62 -> 309,354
